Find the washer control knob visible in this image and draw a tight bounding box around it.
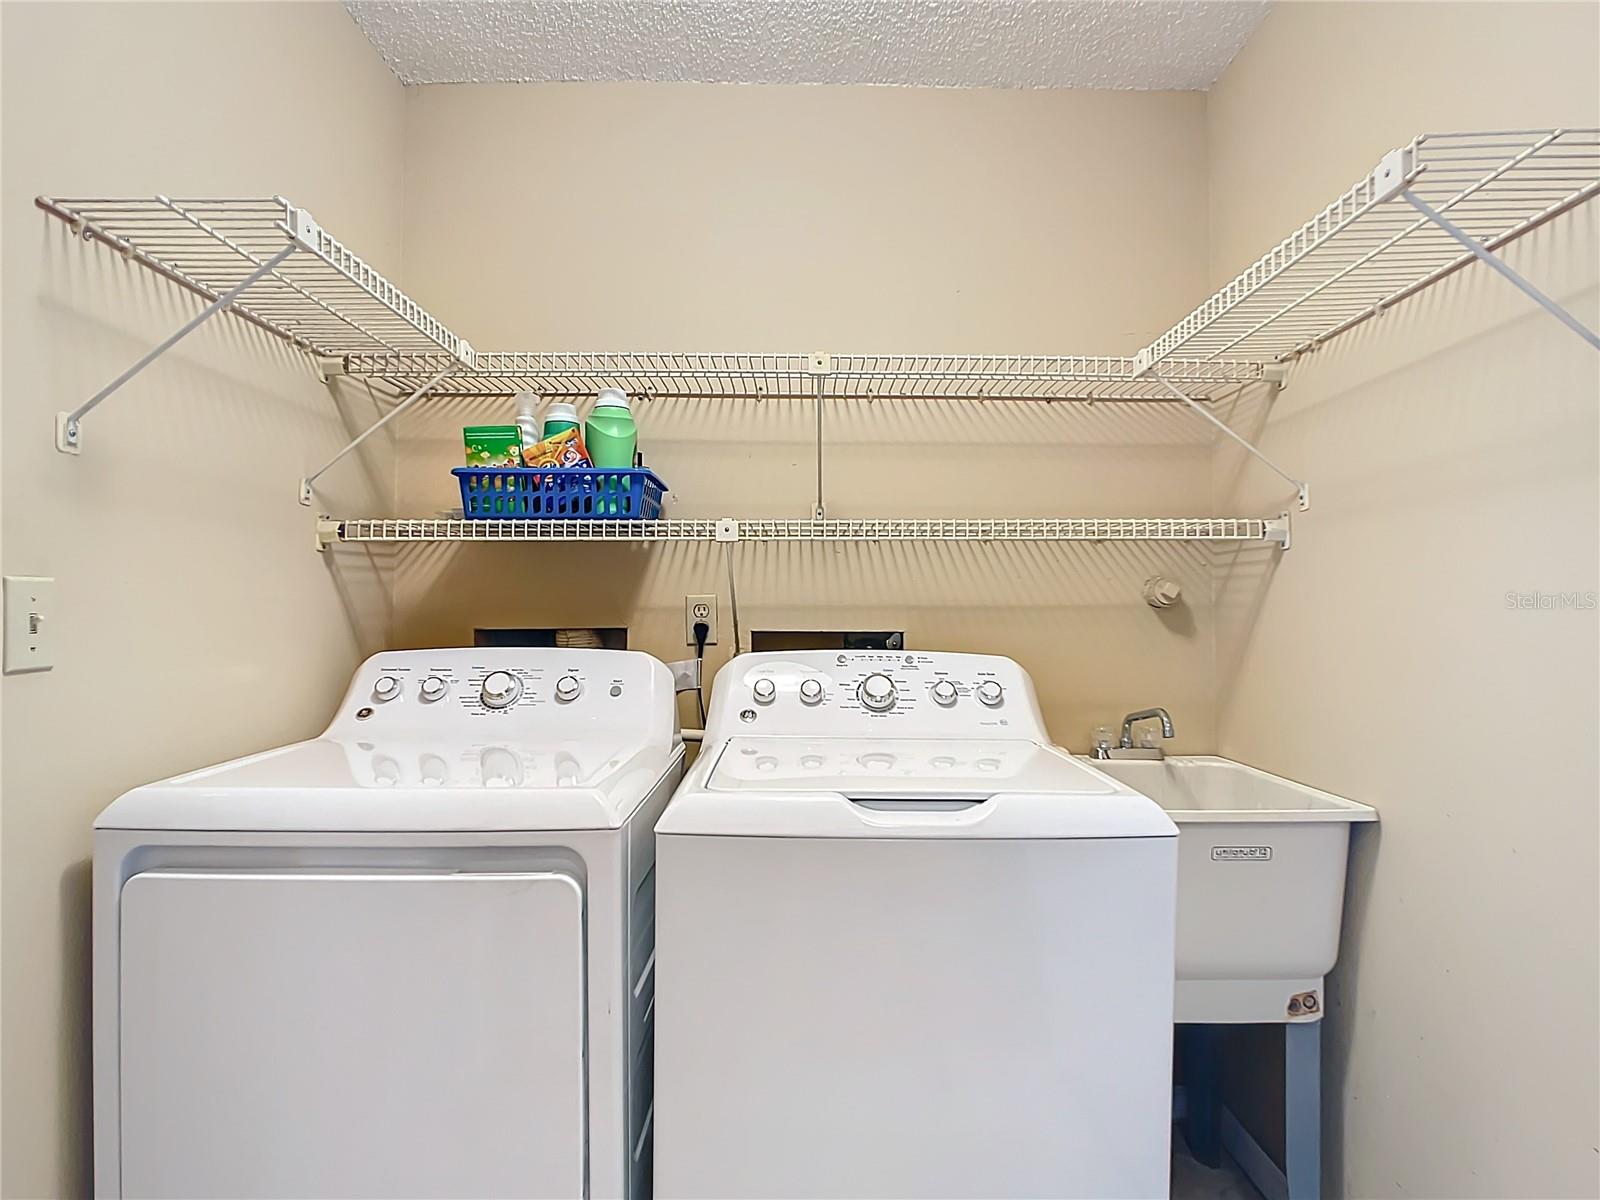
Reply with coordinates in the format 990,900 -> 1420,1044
419,675 -> 449,703
554,675 -> 583,703
975,679 -> 1005,708
480,671 -> 522,709
798,678 -> 825,706
372,675 -> 402,703
752,677 -> 777,705
930,679 -> 959,707
857,673 -> 897,711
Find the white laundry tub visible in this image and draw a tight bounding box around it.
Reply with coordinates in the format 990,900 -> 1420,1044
1085,756 -> 1376,1024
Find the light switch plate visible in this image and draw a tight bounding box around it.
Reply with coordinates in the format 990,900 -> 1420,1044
685,594 -> 717,646
4,576 -> 55,674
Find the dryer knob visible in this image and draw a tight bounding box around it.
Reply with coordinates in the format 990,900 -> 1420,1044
480,671 -> 522,709
419,676 -> 449,703
752,677 -> 777,705
975,679 -> 1005,708
930,679 -> 959,707
858,673 -> 897,711
798,678 -> 825,706
372,675 -> 402,703
554,675 -> 583,703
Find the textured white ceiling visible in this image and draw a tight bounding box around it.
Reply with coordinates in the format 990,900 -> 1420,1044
346,1 -> 1270,89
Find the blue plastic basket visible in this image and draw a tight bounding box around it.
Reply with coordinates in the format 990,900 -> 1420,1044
452,467 -> 668,520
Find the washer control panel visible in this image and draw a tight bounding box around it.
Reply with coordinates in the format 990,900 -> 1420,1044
329,648 -> 678,745
706,650 -> 1046,741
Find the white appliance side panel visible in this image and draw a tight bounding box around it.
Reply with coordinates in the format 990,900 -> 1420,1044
655,835 -> 1177,1199
118,871 -> 585,1200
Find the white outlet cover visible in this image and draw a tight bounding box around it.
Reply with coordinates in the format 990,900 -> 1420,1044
686,594 -> 717,646
4,576 -> 55,674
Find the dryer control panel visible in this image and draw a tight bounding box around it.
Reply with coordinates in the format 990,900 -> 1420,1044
703,651 -> 1050,742
326,648 -> 679,748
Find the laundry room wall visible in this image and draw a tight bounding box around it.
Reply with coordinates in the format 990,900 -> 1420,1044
1204,3 -> 1600,1195
390,83 -> 1228,746
0,4 -> 405,1195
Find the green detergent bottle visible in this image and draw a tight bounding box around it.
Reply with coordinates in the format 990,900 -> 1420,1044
585,388 -> 637,469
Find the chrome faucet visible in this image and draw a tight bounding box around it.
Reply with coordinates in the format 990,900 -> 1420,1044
1092,708 -> 1176,760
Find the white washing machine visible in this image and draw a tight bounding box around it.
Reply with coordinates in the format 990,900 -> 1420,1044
94,648 -> 683,1200
655,650 -> 1178,1199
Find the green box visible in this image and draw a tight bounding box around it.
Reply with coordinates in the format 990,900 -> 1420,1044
463,425 -> 522,468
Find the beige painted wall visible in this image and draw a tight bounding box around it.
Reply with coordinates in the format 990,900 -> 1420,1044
5,5 -> 1597,1197
393,83 -> 1230,747
0,4 -> 404,1195
1206,4 -> 1600,1196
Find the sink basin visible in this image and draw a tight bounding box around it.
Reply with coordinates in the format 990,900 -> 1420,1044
1083,756 -> 1376,1024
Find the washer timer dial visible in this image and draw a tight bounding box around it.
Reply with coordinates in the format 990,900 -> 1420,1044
857,673 -> 898,712
480,671 -> 523,709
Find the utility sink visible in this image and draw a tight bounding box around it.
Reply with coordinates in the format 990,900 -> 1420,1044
1085,756 -> 1376,1024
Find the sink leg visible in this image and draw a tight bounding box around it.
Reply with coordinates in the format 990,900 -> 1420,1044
1177,1024 -> 1224,1168
1285,1020 -> 1321,1200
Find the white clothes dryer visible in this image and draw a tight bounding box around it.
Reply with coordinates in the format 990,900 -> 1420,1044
94,648 -> 682,1200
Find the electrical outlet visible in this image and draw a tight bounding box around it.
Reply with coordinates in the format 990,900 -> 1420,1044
685,595 -> 717,646
4,576 -> 55,674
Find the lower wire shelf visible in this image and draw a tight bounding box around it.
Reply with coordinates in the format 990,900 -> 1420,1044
317,515 -> 1291,548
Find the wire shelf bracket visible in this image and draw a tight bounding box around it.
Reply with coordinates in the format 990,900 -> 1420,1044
299,364 -> 457,506
55,242 -> 298,453
1135,361 -> 1310,512
37,196 -> 475,454
1375,149 -> 1600,351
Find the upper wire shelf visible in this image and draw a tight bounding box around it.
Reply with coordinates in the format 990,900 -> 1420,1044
341,351 -> 1268,403
36,195 -> 473,362
318,516 -> 1290,548
1141,128 -> 1600,366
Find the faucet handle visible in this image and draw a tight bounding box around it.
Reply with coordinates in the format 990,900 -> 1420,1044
1092,726 -> 1113,759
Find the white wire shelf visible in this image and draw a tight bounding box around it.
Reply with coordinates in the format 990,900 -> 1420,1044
36,196 -> 473,361
340,352 -> 1270,402
318,516 -> 1290,547
1141,128 -> 1600,366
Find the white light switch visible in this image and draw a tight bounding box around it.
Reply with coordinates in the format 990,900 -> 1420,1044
4,576 -> 55,674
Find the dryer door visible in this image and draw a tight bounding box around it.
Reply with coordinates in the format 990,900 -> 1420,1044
118,870 -> 585,1200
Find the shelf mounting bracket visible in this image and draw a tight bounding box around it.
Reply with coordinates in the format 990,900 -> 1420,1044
810,351 -> 830,520
1141,364 -> 1311,512
56,241 -> 298,453
1400,188 -> 1600,352
300,363 -> 458,505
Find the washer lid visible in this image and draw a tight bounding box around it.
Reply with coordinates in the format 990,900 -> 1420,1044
96,738 -> 683,833
660,738 -> 1174,840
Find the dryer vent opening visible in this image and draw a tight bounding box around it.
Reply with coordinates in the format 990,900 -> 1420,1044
475,628 -> 628,649
750,631 -> 904,652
